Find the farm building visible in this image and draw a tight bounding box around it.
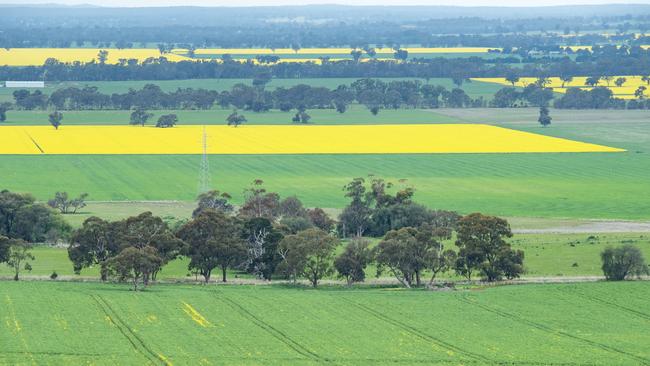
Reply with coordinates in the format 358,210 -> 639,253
4,81 -> 45,88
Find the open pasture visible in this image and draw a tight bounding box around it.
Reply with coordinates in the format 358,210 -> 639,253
0,106 -> 460,126
474,76 -> 650,99
0,124 -> 623,155
1,281 -> 649,365
1,232 -> 648,280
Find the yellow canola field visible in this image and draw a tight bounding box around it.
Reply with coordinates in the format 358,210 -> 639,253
0,48 -> 192,66
473,76 -> 650,99
0,47 -> 497,66
0,124 -> 622,155
181,47 -> 498,55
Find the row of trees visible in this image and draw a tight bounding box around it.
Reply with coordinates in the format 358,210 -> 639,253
11,81 -> 650,117
2,185 -> 646,286
492,84 -> 650,110
11,80 -> 481,114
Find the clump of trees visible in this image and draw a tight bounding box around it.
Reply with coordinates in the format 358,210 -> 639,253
373,212 -> 524,288
177,210 -> 246,283
334,237 -> 373,285
0,190 -> 71,244
68,212 -> 185,287
156,113 -> 178,128
337,176 -> 459,237
554,87 -> 626,109
47,191 -> 88,214
129,108 -> 154,126
454,213 -> 524,282
601,245 -> 649,281
64,180 -> 336,289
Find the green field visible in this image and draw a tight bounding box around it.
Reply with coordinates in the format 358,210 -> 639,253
1,281 -> 649,365
2,232 -> 648,281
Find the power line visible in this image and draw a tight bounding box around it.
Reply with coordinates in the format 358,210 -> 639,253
198,125 -> 210,195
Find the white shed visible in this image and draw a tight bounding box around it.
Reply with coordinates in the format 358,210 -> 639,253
4,81 -> 45,88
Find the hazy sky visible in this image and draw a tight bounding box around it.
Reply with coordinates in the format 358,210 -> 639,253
2,0 -> 650,6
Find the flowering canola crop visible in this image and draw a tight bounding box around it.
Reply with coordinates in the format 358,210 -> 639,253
184,47 -> 497,55
0,48 -> 191,66
0,124 -> 623,155
0,47 -> 498,66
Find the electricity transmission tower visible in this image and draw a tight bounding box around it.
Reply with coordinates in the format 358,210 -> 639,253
198,126 -> 211,194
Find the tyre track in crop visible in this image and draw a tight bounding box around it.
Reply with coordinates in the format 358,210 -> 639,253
23,131 -> 44,154
211,290 -> 327,364
457,294 -> 650,365
559,287 -> 650,321
3,295 -> 37,366
91,295 -> 170,366
337,296 -> 494,365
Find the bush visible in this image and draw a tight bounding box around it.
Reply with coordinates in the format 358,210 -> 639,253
601,245 -> 649,281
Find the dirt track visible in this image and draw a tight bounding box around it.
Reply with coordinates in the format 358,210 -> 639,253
513,220 -> 650,234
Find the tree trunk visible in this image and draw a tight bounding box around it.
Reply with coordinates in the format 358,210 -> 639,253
415,270 -> 421,287
13,272 -> 18,281
428,271 -> 438,287
100,263 -> 108,282
222,266 -> 227,283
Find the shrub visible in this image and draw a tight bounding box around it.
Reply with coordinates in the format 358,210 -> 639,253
601,245 -> 649,281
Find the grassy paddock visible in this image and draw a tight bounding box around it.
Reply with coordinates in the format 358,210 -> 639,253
0,105 -> 457,126
1,232 -> 648,280
0,281 -> 649,365
0,151 -> 647,218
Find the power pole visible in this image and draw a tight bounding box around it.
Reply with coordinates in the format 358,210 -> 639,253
198,126 -> 210,195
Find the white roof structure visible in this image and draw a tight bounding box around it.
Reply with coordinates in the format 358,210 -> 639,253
4,81 -> 45,88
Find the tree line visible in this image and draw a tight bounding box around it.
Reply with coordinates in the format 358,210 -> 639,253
8,80 -> 482,114
4,46 -> 650,83
2,183 -> 647,286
